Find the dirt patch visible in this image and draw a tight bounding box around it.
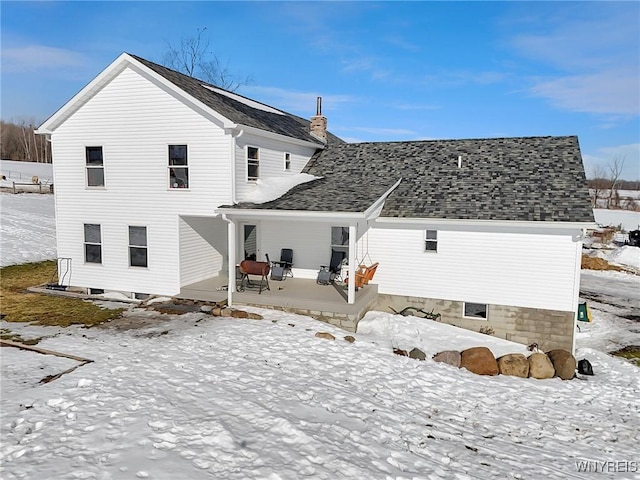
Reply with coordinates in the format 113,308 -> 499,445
581,255 -> 625,272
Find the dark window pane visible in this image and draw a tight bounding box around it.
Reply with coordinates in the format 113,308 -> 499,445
169,167 -> 189,188
465,303 -> 487,319
331,227 -> 349,246
169,145 -> 187,165
247,147 -> 259,160
84,224 -> 101,243
86,147 -> 103,165
130,247 -> 148,267
129,226 -> 147,246
425,241 -> 437,252
247,162 -> 259,180
87,168 -> 104,187
85,244 -> 102,263
426,230 -> 437,240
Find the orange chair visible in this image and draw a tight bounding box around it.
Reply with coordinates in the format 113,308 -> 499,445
345,262 -> 379,289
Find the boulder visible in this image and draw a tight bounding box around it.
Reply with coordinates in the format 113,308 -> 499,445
432,350 -> 461,368
315,332 -> 335,340
344,335 -> 356,343
497,353 -> 529,378
528,353 -> 555,379
409,348 -> 426,361
547,349 -> 576,380
393,348 -> 408,357
460,347 -> 499,376
230,310 -> 249,318
200,305 -> 213,313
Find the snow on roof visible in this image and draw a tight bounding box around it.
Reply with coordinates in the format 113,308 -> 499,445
235,173 -> 319,204
201,84 -> 284,115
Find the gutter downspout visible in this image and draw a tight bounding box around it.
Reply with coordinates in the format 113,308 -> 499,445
222,213 -> 236,307
230,128 -> 244,204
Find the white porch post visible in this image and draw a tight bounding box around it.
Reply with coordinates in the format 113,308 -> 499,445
348,224 -> 357,304
227,217 -> 237,306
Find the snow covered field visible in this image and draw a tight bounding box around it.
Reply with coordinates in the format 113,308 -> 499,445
593,208 -> 640,232
1,166 -> 639,479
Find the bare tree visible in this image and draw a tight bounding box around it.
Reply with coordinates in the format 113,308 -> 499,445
607,155 -> 626,209
589,165 -> 608,208
163,27 -> 251,92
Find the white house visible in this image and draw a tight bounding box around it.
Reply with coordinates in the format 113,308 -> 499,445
37,53 -> 595,352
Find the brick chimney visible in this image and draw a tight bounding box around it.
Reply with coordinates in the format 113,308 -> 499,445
309,96 -> 327,142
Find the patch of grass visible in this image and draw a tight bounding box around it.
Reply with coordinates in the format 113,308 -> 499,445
0,328 -> 41,345
1,261 -> 123,327
611,346 -> 640,367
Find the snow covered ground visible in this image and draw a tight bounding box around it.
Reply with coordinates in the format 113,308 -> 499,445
593,208 -> 640,232
1,169 -> 639,479
0,159 -> 53,187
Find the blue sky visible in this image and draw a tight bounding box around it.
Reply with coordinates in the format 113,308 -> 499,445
2,1 -> 639,180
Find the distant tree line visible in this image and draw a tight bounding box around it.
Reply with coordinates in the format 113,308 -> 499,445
1,120 -> 51,163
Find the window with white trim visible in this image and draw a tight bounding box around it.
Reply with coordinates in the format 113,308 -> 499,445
86,146 -> 104,187
84,224 -> 102,263
129,226 -> 148,268
425,230 -> 438,252
169,145 -> 188,188
463,302 -> 488,320
284,152 -> 291,171
247,146 -> 259,181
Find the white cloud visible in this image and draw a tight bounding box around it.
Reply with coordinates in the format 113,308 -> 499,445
529,69 -> 639,116
1,45 -> 85,73
240,86 -> 356,115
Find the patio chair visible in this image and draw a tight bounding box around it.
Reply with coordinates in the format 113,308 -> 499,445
345,262 -> 379,289
317,249 -> 345,285
270,248 -> 293,280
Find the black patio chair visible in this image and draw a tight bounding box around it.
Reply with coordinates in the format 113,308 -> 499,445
317,249 -> 346,285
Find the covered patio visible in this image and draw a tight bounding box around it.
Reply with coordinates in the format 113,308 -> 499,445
178,274 -> 378,329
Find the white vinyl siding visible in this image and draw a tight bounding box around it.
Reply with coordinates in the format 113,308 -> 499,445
364,225 -> 582,312
51,66 -> 233,295
179,216 -> 227,286
234,133 -> 317,201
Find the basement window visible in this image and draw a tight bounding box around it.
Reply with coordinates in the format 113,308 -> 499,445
86,146 -> 104,187
463,302 -> 488,320
169,145 -> 188,188
247,146 -> 260,181
425,230 -> 438,252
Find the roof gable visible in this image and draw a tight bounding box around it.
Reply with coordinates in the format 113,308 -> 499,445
38,53 -> 343,146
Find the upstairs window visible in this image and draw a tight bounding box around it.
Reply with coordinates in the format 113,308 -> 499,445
84,224 -> 102,263
284,152 -> 291,171
425,230 -> 438,252
129,226 -> 148,268
86,146 -> 104,187
247,146 -> 259,181
169,145 -> 188,188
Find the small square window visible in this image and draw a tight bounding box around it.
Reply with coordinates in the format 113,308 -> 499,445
425,230 -> 437,252
86,147 -> 104,187
169,145 -> 188,188
129,226 -> 148,268
284,152 -> 291,171
464,302 -> 488,319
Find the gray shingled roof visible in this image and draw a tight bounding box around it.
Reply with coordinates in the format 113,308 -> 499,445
130,54 -> 343,146
230,136 -> 594,223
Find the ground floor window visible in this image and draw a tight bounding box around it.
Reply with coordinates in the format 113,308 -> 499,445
463,302 -> 488,319
84,224 -> 102,263
129,226 -> 148,267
